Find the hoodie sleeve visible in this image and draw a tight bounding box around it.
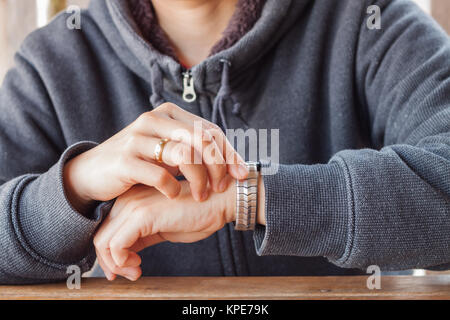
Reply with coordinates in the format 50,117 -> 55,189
0,49 -> 107,284
254,0 -> 450,271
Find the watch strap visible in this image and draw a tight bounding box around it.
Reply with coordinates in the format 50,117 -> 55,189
235,161 -> 260,231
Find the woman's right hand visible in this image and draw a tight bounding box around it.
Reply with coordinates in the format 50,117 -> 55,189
63,103 -> 248,213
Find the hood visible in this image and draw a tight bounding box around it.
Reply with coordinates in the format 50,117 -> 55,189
88,0 -> 311,126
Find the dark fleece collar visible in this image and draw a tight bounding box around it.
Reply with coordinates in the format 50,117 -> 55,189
128,0 -> 266,65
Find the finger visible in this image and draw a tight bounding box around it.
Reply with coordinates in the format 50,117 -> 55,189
179,164 -> 209,201
114,266 -> 142,281
109,234 -> 165,270
161,163 -> 180,176
119,251 -> 142,268
127,136 -> 208,200
158,103 -> 249,180
94,207 -> 137,273
96,250 -> 141,281
94,195 -> 145,280
166,115 -> 229,192
99,246 -> 142,281
146,157 -> 180,176
164,143 -> 209,201
110,212 -> 156,267
129,233 -> 166,253
99,246 -> 119,274
127,158 -> 181,199
158,116 -> 228,193
208,128 -> 248,181
136,113 -> 228,192
96,249 -> 116,281
122,266 -> 142,282
199,137 -> 228,193
135,111 -> 199,146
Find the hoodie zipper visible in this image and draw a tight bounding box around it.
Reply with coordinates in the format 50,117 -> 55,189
182,70 -> 197,103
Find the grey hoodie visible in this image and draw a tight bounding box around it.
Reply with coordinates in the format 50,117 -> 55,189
0,0 -> 449,284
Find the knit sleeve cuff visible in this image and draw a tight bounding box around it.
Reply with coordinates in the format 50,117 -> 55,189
253,159 -> 351,261
16,141 -> 110,269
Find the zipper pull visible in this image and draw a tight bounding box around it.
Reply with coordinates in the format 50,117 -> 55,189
182,70 -> 197,103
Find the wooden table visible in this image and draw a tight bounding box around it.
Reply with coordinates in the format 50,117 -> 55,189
0,276 -> 449,300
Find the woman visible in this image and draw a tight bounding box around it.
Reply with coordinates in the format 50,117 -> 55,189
0,0 -> 449,283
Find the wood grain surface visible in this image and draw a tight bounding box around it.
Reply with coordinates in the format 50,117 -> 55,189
0,276 -> 449,300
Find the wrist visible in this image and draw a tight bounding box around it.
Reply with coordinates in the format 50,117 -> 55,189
63,156 -> 95,213
256,174 -> 266,226
223,174 -> 266,226
224,177 -> 236,224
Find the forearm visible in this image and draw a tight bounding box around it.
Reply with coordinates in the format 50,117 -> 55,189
253,147 -> 450,271
0,142 -> 104,284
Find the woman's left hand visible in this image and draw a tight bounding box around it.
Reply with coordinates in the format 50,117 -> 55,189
93,179 -> 236,281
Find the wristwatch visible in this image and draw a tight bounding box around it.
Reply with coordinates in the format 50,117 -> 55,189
235,161 -> 261,231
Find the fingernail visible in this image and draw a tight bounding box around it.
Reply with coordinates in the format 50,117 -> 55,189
238,163 -> 248,178
201,190 -> 209,201
218,177 -> 228,192
125,275 -> 137,281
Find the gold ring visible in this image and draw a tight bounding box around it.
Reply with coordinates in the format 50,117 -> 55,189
154,138 -> 169,163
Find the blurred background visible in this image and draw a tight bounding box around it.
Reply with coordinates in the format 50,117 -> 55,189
0,0 -> 448,276
0,0 -> 89,80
